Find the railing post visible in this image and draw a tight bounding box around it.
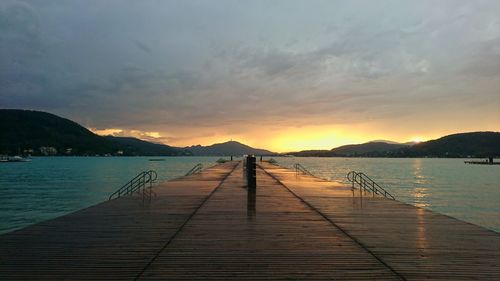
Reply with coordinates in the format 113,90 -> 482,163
346,171 -> 394,200
242,155 -> 247,181
361,177 -> 365,195
246,155 -> 256,190
359,176 -> 363,197
149,172 -> 153,202
142,173 -> 145,205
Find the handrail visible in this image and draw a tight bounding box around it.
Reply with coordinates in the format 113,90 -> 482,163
109,170 -> 157,201
185,163 -> 203,176
347,171 -> 395,200
294,163 -> 314,177
267,158 -> 278,165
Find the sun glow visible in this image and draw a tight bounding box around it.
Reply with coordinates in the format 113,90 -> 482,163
411,136 -> 426,143
89,127 -> 164,141
89,125 -> 445,153
267,126 -> 367,152
89,128 -> 123,136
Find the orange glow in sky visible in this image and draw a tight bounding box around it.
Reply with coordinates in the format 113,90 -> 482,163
410,136 -> 426,143
3,1 -> 500,154
89,124 -> 466,153
90,120 -> 500,152
266,126 -> 365,152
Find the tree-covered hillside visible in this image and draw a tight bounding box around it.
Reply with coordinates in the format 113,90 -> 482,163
0,109 -> 186,156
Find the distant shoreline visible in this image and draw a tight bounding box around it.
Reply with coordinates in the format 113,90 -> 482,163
9,155 -> 498,160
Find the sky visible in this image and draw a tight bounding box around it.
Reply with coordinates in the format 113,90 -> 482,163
1,0 -> 499,152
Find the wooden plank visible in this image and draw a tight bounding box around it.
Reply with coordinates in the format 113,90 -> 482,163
2,161 -> 499,280
0,162 -> 238,280
261,162 -> 500,280
138,165 -> 400,280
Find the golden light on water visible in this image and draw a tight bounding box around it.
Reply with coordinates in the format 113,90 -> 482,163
416,207 -> 429,249
412,159 -> 429,208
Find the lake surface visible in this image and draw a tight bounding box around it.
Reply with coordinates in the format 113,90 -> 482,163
274,157 -> 500,232
0,156 -> 499,234
0,157 -> 222,234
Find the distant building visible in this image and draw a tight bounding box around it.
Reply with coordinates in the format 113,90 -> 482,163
65,148 -> 73,154
40,147 -> 58,156
116,150 -> 124,155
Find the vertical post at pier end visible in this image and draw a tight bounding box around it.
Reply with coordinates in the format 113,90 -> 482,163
246,155 -> 256,190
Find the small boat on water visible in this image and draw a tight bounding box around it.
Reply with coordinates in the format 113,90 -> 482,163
464,157 -> 499,165
0,155 -> 32,162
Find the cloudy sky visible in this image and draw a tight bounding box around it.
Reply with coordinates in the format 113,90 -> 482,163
1,0 -> 499,151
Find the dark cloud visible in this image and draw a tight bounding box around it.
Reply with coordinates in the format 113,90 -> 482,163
1,0 -> 499,146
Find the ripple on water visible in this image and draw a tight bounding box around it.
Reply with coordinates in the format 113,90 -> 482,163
273,157 -> 500,233
0,156 -> 222,234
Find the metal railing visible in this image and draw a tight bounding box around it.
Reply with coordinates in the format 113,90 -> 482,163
294,163 -> 315,177
185,163 -> 203,176
267,158 -> 278,165
109,170 -> 157,201
347,171 -> 395,200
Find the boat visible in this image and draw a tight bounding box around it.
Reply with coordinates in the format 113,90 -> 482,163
0,155 -> 32,162
464,157 -> 499,165
464,160 -> 500,165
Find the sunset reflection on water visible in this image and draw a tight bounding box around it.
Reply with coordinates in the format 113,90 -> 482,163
412,159 -> 429,208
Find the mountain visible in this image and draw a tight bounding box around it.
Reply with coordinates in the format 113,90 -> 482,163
3,110 -> 497,158
402,141 -> 419,146
369,139 -> 402,145
103,136 -> 189,156
0,109 -> 275,156
290,142 -> 408,157
186,141 -> 275,156
330,142 -> 408,156
288,149 -> 331,157
290,132 -> 500,158
1,109 -> 114,155
0,109 -> 186,156
396,132 -> 500,158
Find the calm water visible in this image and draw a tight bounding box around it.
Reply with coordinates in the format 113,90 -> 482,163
0,156 -> 222,234
0,157 -> 499,234
272,157 -> 500,232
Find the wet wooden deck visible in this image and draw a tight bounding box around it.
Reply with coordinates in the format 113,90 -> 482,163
1,161 -> 499,280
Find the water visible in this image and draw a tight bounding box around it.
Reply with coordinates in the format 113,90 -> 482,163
271,157 -> 500,232
0,156 -> 222,234
1,157 -> 499,234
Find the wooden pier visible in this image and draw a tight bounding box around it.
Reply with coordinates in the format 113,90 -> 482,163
1,161 -> 499,280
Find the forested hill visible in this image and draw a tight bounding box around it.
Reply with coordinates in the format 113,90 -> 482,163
397,132 -> 500,158
186,141 -> 275,156
0,109 -> 276,156
289,132 -> 500,158
0,109 -> 187,156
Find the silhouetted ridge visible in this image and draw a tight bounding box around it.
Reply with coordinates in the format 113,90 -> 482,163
0,109 -> 277,156
398,132 -> 500,157
0,109 -> 187,156
289,132 -> 500,157
186,140 -> 275,156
